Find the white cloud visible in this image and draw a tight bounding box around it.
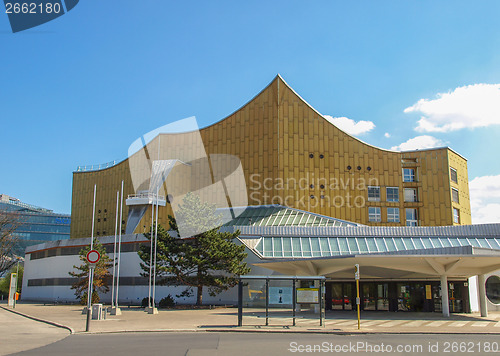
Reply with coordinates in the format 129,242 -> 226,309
469,175 -> 500,224
404,84 -> 500,132
390,135 -> 445,151
384,132 -> 391,138
324,116 -> 375,135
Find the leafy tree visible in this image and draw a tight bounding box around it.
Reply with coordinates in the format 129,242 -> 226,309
0,211 -> 23,275
69,239 -> 112,305
0,265 -> 23,299
138,192 -> 251,305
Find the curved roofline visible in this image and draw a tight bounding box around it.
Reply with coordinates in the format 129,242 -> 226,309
75,74 -> 467,172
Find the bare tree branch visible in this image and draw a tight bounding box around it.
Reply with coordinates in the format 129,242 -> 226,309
0,211 -> 23,274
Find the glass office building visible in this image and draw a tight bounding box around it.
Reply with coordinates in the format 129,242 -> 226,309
0,194 -> 70,255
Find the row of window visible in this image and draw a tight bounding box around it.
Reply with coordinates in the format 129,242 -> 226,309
368,207 -> 418,226
405,167 -> 459,185
367,186 -> 418,203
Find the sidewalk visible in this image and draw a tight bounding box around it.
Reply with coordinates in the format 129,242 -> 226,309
3,302 -> 500,335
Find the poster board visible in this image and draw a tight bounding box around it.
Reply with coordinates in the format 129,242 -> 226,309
297,288 -> 319,304
269,287 -> 292,305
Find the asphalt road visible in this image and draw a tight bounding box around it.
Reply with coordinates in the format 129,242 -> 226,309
12,332 -> 500,356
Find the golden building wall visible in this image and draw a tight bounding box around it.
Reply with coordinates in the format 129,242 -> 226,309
70,75 -> 471,238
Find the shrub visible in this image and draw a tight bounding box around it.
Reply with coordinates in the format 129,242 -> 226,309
159,294 -> 175,308
141,296 -> 154,307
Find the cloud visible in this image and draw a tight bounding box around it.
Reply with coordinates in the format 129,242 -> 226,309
469,175 -> 500,224
324,116 -> 375,135
404,84 -> 500,132
390,135 -> 445,151
384,132 -> 391,138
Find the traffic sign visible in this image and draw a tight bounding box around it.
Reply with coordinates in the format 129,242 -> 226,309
86,250 -> 100,264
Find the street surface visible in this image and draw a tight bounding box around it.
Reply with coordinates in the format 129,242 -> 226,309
11,332 -> 500,356
0,308 -> 69,355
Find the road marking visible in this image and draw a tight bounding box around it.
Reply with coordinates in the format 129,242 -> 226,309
449,321 -> 469,327
494,322 -> 500,327
333,320 -> 359,326
378,320 -> 407,327
426,321 -> 447,327
404,320 -> 427,327
359,320 -> 384,327
471,321 -> 490,327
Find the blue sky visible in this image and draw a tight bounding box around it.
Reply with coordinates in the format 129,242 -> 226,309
2,1 -> 500,223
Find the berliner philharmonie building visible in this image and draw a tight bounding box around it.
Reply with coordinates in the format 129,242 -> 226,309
22,75 -> 500,317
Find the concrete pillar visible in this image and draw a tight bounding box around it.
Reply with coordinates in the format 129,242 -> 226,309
478,274 -> 488,317
441,275 -> 450,317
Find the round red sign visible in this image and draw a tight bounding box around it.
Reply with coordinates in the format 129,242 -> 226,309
86,250 -> 100,264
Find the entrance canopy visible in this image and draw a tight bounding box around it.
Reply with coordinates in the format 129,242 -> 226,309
253,246 -> 500,280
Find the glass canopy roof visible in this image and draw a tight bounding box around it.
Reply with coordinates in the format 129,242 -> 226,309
254,236 -> 500,258
220,205 -> 359,228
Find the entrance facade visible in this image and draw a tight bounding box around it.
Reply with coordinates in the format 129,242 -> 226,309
326,281 -> 469,313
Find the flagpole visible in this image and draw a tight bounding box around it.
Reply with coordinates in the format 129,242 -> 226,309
111,190 -> 119,309
152,186 -> 159,311
115,180 -> 124,310
148,197 -> 154,310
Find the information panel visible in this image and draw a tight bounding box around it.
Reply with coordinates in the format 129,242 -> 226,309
269,287 -> 293,305
297,288 -> 319,304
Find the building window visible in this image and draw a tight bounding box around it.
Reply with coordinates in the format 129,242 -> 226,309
387,208 -> 400,223
486,276 -> 500,305
453,208 -> 460,224
452,188 -> 459,203
406,208 -> 418,226
386,187 -> 399,202
404,188 -> 418,202
403,168 -> 416,182
368,207 -> 381,222
367,186 -> 381,202
450,167 -> 458,184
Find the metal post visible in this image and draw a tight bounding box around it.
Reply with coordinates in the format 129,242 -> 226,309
115,181 -> 124,308
91,184 -> 96,250
319,279 -> 323,327
292,279 -> 296,326
356,278 -> 360,329
152,187 -> 159,310
238,279 -> 243,327
111,191 -> 119,309
86,184 -> 96,330
148,199 -> 154,309
86,266 -> 94,332
265,278 -> 269,326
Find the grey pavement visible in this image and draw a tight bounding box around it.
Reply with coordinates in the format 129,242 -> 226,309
11,332 -> 500,356
0,307 -> 69,356
2,302 -> 500,335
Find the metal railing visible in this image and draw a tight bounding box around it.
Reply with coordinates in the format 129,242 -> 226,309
127,192 -> 166,201
75,160 -> 117,172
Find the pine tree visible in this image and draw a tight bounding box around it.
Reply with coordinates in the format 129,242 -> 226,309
138,192 -> 251,305
69,239 -> 112,305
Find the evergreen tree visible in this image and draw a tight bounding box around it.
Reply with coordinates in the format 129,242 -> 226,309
69,239 -> 112,305
138,192 -> 251,305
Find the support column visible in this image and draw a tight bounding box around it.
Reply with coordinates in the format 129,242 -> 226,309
441,275 -> 450,317
478,274 -> 488,317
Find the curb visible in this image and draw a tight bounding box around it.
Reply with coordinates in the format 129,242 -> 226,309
0,305 -> 75,334
72,327 -> 500,336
